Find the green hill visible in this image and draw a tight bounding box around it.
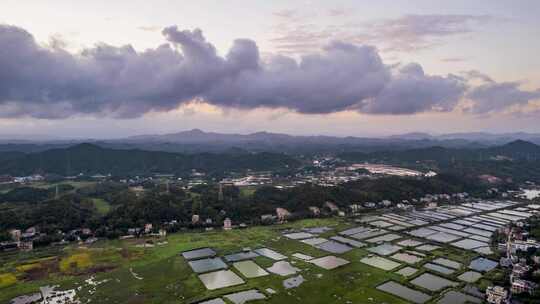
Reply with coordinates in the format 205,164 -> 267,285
0,143 -> 300,176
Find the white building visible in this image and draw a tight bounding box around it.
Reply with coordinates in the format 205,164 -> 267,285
223,218 -> 232,230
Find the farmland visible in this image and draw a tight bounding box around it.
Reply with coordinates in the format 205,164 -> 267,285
0,216 -> 505,304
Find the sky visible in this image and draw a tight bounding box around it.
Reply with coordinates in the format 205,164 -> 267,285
1,0 -> 540,138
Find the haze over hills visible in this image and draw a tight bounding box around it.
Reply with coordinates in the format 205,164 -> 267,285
0,140 -> 539,177
1,129 -> 540,154
125,129 -> 540,145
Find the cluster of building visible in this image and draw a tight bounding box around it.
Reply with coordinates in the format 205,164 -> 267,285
220,172 -> 272,186
347,163 -> 435,177
488,221 -> 540,302
0,226 -> 99,253
0,227 -> 37,252
118,223 -> 167,240
0,174 -> 44,184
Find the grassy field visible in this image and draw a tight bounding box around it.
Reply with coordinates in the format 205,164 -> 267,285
29,181 -> 97,190
92,198 -> 112,215
239,186 -> 257,198
0,180 -> 97,194
0,218 -> 495,304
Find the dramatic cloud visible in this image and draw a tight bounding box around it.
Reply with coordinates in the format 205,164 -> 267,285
271,14 -> 496,54
0,24 -> 531,119
360,63 -> 467,114
467,82 -> 540,114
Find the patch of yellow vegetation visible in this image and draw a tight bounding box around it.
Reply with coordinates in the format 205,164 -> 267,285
16,263 -> 41,272
59,252 -> 93,273
0,273 -> 17,288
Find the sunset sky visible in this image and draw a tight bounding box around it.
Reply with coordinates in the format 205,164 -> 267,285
1,0 -> 540,138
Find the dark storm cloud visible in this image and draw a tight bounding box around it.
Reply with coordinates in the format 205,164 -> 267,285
0,24 -> 524,119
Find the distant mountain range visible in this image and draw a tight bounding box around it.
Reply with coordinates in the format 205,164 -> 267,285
0,140 -> 539,177
388,131 -> 540,143
126,129 -> 540,145
1,129 -> 540,154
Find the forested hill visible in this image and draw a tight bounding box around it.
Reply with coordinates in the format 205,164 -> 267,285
0,143 -> 300,176
338,140 -> 540,164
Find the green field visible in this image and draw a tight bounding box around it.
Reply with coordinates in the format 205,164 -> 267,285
30,180 -> 97,190
239,186 -> 257,198
0,218 -> 494,304
92,198 -> 112,215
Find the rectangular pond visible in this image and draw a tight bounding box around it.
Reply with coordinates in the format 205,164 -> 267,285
395,266 -> 418,277
365,233 -> 402,243
224,251 -> 259,262
254,248 -> 287,260
408,228 -> 438,238
350,229 -> 388,240
457,271 -> 482,283
397,239 -> 424,247
425,232 -> 462,243
451,239 -> 487,250
360,256 -> 401,271
310,256 -> 350,270
415,244 -> 441,252
432,258 -> 461,269
284,232 -> 314,240
410,273 -> 458,291
233,261 -> 269,278
339,226 -> 370,236
423,263 -> 455,275
370,220 -> 394,228
463,227 -> 492,238
474,246 -> 493,255
377,281 -> 431,304
367,243 -> 402,256
437,291 -> 482,304
198,270 -> 245,290
430,226 -> 470,238
182,248 -> 216,260
315,241 -> 353,254
189,257 -> 228,274
469,257 -> 498,272
301,237 -> 328,246
292,253 -> 313,261
303,226 -> 333,234
330,236 -> 365,248
390,253 -> 423,264
224,289 -> 266,304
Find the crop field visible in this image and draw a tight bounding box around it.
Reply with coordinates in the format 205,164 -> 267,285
0,217 -> 499,304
